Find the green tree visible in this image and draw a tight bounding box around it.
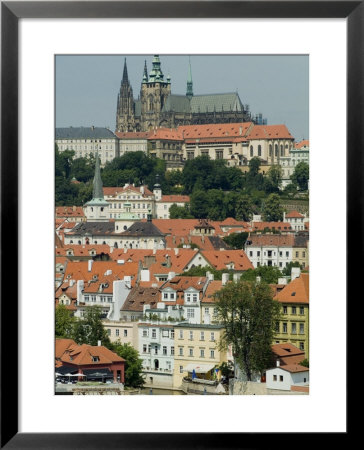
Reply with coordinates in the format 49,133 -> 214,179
263,193 -> 284,221
241,265 -> 283,284
55,304 -> 75,338
235,194 -> 254,221
190,189 -> 210,218
300,358 -> 309,368
169,203 -> 193,219
111,343 -> 145,388
223,232 -> 249,249
282,261 -> 303,277
70,154 -> 95,183
214,280 -> 281,380
264,165 -> 282,193
72,306 -> 111,348
290,162 -> 309,191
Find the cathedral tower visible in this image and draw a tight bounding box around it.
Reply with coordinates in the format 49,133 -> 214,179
140,55 -> 171,131
116,58 -> 135,132
84,152 -> 109,222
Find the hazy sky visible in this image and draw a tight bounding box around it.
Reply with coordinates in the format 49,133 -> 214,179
56,54 -> 308,141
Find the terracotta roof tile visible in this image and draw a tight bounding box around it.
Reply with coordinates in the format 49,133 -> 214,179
274,273 -> 309,304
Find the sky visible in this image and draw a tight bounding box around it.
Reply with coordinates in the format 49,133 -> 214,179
55,54 -> 309,141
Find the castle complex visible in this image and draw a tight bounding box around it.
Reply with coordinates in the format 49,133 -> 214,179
115,55 -> 254,132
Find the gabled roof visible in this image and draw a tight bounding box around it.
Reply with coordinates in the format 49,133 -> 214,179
178,122 -> 252,140
295,139 -> 309,149
274,273 -> 309,304
121,285 -> 160,312
286,210 -> 304,218
161,276 -> 208,293
59,342 -> 125,366
202,280 -> 223,303
62,260 -> 139,283
114,131 -> 149,139
103,185 -> 153,197
56,206 -> 85,217
148,128 -> 183,141
119,221 -> 165,237
160,195 -> 190,203
201,250 -> 253,271
249,234 -> 295,247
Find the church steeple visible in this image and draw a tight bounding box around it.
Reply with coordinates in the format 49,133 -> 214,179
122,58 -> 129,83
84,152 -> 109,222
92,152 -> 104,200
186,57 -> 193,99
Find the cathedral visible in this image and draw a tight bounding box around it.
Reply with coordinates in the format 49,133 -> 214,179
115,55 -> 253,132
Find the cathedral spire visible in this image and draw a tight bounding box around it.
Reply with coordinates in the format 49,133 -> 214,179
142,60 -> 148,83
122,58 -> 129,84
92,152 -> 104,200
186,56 -> 193,99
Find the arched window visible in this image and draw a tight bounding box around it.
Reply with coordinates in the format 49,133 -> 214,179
250,145 -> 253,157
258,145 -> 262,157
280,144 -> 284,156
275,144 -> 278,157
269,144 -> 272,156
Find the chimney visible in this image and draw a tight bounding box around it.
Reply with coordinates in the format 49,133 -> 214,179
206,271 -> 214,281
167,271 -> 175,280
222,273 -> 229,286
291,267 -> 301,281
283,211 -> 286,221
174,248 -> 179,255
98,340 -> 101,346
140,186 -> 145,194
105,269 -> 112,276
278,277 -> 287,285
276,359 -> 280,367
88,260 -> 94,272
239,125 -> 242,136
69,279 -> 75,287
165,254 -> 171,268
141,269 -> 150,282
73,205 -> 76,211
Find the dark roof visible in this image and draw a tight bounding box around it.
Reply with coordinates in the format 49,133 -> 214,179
68,222 -> 115,236
190,93 -> 243,113
120,221 -> 165,237
82,368 -> 113,377
56,127 -> 117,140
121,286 -> 159,312
294,233 -> 309,248
55,366 -> 78,375
208,236 -> 229,250
162,95 -> 191,113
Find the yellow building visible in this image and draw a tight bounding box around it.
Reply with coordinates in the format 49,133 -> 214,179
273,273 -> 309,359
172,323 -> 228,389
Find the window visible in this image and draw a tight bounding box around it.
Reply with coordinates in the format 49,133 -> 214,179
171,330 -> 175,339
179,347 -> 184,356
187,308 -> 195,319
84,295 -> 89,303
279,375 -> 283,382
171,346 -> 174,355
273,375 -> 277,381
300,306 -> 305,315
116,329 -> 119,336
107,329 -> 111,336
152,329 -> 157,338
154,346 -> 158,355
257,251 -> 260,257
275,322 -> 280,332
124,329 -> 127,337
91,295 -> 96,303
205,307 -> 209,315
210,350 -> 215,358
179,330 -> 183,339
189,331 -> 193,340
143,344 -> 147,353
189,348 -> 193,357
142,329 -> 148,337
299,342 -> 305,351
283,323 -> 288,333
299,323 -> 304,334
250,145 -> 253,157
303,252 -> 306,257
192,294 -> 198,302
216,150 -> 223,160
283,306 -> 287,314
200,331 -> 205,341
291,323 -> 297,334
292,306 -> 296,315
295,251 -> 299,257
92,356 -> 100,362
258,145 -> 262,156
210,332 -> 215,341
249,251 -> 253,257
163,346 -> 167,355
180,366 -> 184,373
162,330 -> 169,338
200,349 -> 205,358
163,293 -> 168,299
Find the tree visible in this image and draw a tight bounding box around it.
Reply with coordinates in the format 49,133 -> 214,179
223,232 -> 249,249
111,343 -> 145,388
282,261 -> 303,277
290,162 -> 309,191
189,189 -> 210,218
263,193 -> 284,221
72,306 -> 112,348
264,165 -> 282,193
55,304 -> 75,338
235,194 -> 254,221
169,203 -> 193,219
300,358 -> 309,368
241,265 -> 283,284
214,280 -> 281,380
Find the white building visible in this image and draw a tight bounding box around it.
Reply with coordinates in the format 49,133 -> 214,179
280,139 -> 309,188
245,234 -> 295,269
56,126 -> 119,166
266,363 -> 309,391
284,211 -> 307,231
115,131 -> 149,155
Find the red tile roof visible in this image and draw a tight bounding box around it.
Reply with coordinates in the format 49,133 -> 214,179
274,273 -> 309,304
201,250 -> 253,271
246,124 -> 294,140
103,185 -> 153,197
115,131 -> 149,139
160,195 -> 190,203
56,206 -> 85,217
249,234 -> 295,247
148,128 -> 184,141
295,139 -> 309,149
178,122 -> 253,141
285,210 -> 304,219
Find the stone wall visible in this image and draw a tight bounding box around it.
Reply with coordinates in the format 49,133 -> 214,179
230,380 -> 308,395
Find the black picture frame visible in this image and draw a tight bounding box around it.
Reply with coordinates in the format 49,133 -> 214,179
1,1 -> 356,448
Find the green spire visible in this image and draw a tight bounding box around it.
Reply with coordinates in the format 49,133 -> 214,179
142,60 -> 148,83
148,55 -> 164,82
186,56 -> 193,99
92,152 -> 104,199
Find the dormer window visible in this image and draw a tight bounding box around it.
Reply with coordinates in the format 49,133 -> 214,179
92,356 -> 100,362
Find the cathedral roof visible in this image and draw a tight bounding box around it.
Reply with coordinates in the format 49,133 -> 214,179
190,92 -> 244,113
162,95 -> 191,113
